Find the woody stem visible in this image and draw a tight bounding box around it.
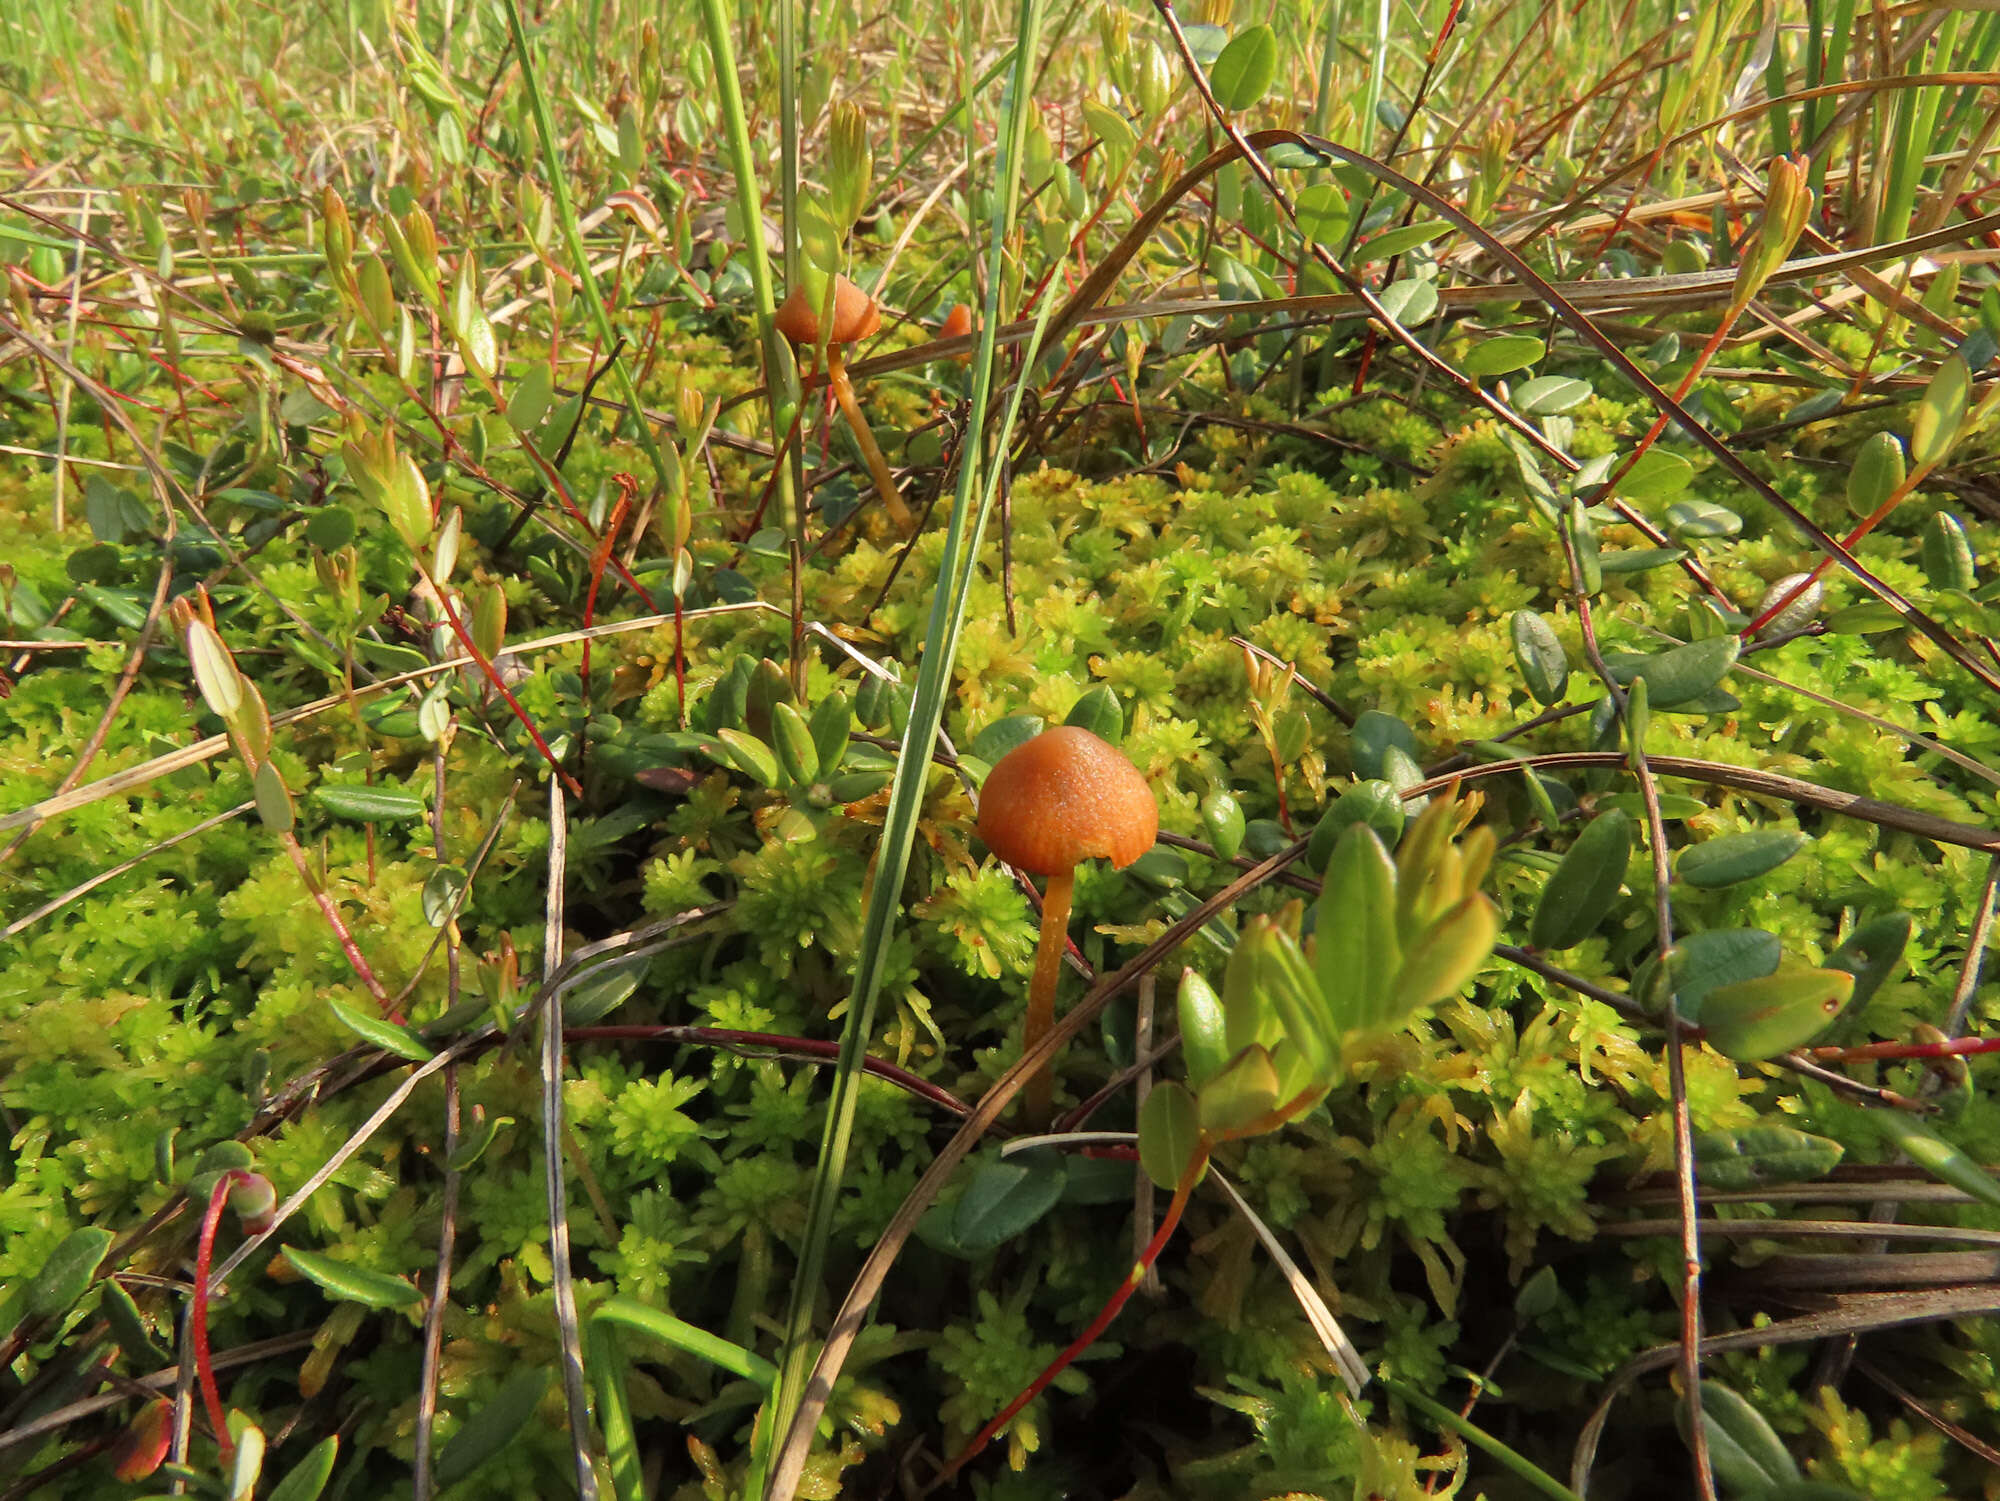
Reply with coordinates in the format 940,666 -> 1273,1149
826,348 -> 915,533
1023,866 -> 1074,1127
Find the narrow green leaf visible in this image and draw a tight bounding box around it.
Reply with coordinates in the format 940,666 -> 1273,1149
433,1367 -> 552,1487
1870,1110 -> 2000,1211
593,1296 -> 776,1386
265,1437 -> 339,1501
1359,220 -> 1452,262
1611,635 -> 1739,708
185,619 -> 244,719
1694,1126 -> 1843,1190
281,1247 -> 423,1310
1677,829 -> 1807,888
0,1227 -> 114,1340
1394,895 -> 1499,1015
1657,928 -> 1782,1022
253,760 -> 295,833
1910,354 -> 1969,468
808,691 -> 853,780
971,712 -> 1044,765
1348,710 -> 1418,780
769,702 -> 819,785
712,728 -> 781,787
1530,810 -> 1632,951
1199,789 -> 1245,859
1315,823 -> 1401,1030
1666,499 -> 1742,539
506,362 -> 554,432
588,1322 -> 645,1501
327,995 -> 433,1062
1376,277 -> 1439,325
1293,182 -> 1347,243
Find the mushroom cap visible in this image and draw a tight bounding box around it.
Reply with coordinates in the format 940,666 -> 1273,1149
774,274 -> 881,347
977,726 -> 1158,876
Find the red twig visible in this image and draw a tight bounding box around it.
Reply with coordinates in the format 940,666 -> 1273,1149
192,1171 -> 244,1462
1810,1036 -> 2000,1063
943,1155 -> 1202,1479
580,478 -> 635,714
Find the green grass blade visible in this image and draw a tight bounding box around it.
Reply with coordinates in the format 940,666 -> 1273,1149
761,0 -> 1050,1489
504,0 -> 677,521
1380,1377 -> 1587,1501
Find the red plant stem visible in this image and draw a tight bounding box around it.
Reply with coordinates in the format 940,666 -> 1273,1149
414,561 -> 582,798
277,831 -> 396,1017
579,483 -> 633,713
192,1171 -> 244,1462
1809,1036 -> 2000,1062
944,1152 -> 1205,1480
1742,469 -> 1927,637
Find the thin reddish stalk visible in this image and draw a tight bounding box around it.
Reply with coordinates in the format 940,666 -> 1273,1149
1810,1036 -> 2000,1063
944,1153 -> 1203,1479
580,482 -> 634,713
414,561 -> 582,797
277,832 -> 396,1017
192,1171 -> 242,1462
1742,468 -> 1927,636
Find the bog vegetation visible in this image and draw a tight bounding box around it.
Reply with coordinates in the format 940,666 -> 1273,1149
6,1 -> 2000,1498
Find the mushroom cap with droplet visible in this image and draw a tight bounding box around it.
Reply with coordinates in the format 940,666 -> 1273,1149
774,274 -> 881,347
977,726 -> 1158,876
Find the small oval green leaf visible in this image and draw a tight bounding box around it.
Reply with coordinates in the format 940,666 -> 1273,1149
1359,220 -> 1452,263
1461,333 -> 1546,376
1846,431 -> 1906,518
1698,968 -> 1852,1059
1138,1079 -> 1204,1191
1921,511 -> 1975,592
1177,968 -> 1230,1089
1618,448 -> 1693,500
1910,354 -> 1969,469
1677,829 -> 1807,888
313,784 -> 429,822
1514,375 -> 1591,414
1064,684 -> 1124,742
1510,609 -> 1568,705
951,1152 -> 1068,1253
1208,24 -> 1277,110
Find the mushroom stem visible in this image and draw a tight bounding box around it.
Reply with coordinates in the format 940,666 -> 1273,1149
1023,865 -> 1075,1126
825,348 -> 916,534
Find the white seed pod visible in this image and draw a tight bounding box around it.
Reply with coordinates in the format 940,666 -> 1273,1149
1756,572 -> 1823,637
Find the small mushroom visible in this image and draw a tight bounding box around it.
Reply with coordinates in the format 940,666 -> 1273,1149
774,275 -> 915,534
977,725 -> 1159,1124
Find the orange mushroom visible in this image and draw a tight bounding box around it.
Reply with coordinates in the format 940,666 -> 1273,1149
774,275 -> 914,533
977,725 -> 1159,1124
936,302 -> 974,365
